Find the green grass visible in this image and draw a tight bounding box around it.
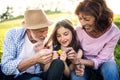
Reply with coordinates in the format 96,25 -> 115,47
113,14 -> 120,74
0,13 -> 120,71
114,15 -> 120,28
0,17 -> 24,52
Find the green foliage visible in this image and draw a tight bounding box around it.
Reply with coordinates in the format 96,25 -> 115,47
0,17 -> 24,53
45,10 -> 61,14
114,15 -> 120,28
113,15 -> 120,73
115,40 -> 120,73
0,6 -> 13,22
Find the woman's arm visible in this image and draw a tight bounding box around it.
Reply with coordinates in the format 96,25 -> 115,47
75,49 -> 94,67
77,59 -> 94,67
69,49 -> 83,71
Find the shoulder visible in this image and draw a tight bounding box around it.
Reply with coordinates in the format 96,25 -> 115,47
74,26 -> 85,38
109,23 -> 120,36
7,27 -> 25,33
103,23 -> 120,41
111,23 -> 120,31
5,27 -> 26,41
75,26 -> 82,31
6,27 -> 25,36
75,26 -> 84,34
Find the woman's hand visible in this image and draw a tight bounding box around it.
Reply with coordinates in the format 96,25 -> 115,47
75,64 -> 85,76
74,58 -> 85,76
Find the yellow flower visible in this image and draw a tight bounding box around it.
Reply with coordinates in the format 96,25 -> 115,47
58,49 -> 62,55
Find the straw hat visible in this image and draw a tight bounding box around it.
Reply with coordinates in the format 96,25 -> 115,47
24,9 -> 53,29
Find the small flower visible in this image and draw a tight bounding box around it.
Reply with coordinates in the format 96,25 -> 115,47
58,49 -> 62,55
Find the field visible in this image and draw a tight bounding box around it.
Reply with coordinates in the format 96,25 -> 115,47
0,12 -> 120,73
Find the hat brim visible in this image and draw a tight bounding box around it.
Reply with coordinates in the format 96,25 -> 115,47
25,20 -> 53,29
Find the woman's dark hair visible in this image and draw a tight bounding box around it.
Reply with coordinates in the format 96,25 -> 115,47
49,19 -> 81,52
75,0 -> 113,32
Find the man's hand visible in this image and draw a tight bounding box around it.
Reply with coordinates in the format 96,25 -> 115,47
34,42 -> 44,52
34,49 -> 52,65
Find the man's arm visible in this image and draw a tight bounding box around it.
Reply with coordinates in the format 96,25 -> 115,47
17,49 -> 52,72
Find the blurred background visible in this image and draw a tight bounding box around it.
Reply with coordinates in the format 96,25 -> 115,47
0,0 -> 120,18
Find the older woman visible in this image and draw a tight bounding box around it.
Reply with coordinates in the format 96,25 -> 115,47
71,0 -> 120,80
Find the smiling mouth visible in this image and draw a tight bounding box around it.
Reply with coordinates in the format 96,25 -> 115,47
63,40 -> 67,43
82,25 -> 91,31
84,25 -> 90,29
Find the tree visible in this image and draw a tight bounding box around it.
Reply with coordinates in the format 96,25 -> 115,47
0,6 -> 13,22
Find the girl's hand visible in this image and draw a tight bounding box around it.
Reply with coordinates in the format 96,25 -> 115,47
66,47 -> 77,62
52,51 -> 59,60
60,51 -> 67,62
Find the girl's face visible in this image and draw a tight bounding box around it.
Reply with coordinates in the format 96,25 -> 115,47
78,13 -> 95,33
56,27 -> 72,47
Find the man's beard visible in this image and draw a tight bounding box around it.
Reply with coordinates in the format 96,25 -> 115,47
30,30 -> 40,42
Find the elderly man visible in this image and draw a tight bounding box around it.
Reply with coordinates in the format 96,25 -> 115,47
1,9 -> 64,80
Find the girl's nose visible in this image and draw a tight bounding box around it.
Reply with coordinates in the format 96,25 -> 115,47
60,35 -> 65,41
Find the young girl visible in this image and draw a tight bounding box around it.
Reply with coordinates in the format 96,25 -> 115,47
42,18 -> 84,79
50,19 -> 84,78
